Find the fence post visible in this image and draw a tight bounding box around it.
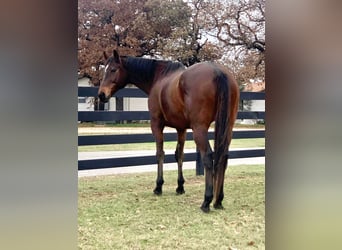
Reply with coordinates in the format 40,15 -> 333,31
196,147 -> 204,175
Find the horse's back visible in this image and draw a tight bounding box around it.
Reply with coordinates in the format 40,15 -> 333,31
149,62 -> 239,130
181,62 -> 237,92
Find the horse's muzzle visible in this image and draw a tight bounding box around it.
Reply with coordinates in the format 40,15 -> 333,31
98,92 -> 109,103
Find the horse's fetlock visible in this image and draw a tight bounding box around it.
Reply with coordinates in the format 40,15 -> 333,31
177,178 -> 185,186
156,178 -> 164,187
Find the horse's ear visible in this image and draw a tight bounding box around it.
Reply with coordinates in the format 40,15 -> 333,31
113,50 -> 121,64
103,51 -> 108,60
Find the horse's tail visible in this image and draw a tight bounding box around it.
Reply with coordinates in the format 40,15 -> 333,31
214,69 -> 229,171
213,68 -> 230,205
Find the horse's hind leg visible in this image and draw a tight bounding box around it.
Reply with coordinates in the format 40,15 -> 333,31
175,129 -> 186,194
214,128 -> 232,209
151,119 -> 165,195
193,127 -> 214,213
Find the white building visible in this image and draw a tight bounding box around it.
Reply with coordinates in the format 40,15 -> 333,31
78,77 -> 94,111
239,81 -> 265,125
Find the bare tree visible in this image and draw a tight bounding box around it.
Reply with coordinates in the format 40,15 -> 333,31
78,0 -> 265,85
205,0 -> 265,83
78,0 -> 147,85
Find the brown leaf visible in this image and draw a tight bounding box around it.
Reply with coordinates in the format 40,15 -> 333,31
247,241 -> 255,246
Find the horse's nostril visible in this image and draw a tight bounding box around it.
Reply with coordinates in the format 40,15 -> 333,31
98,92 -> 106,102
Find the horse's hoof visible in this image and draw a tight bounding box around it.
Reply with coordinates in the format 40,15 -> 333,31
200,205 -> 210,213
213,203 -> 224,209
153,188 -> 162,195
176,187 -> 185,195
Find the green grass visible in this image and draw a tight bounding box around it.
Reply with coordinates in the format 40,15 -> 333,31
78,138 -> 265,152
78,165 -> 265,249
79,122 -> 265,129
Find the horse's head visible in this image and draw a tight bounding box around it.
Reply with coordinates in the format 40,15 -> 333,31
98,50 -> 128,103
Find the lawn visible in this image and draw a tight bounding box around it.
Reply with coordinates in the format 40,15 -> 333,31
78,122 -> 265,129
78,138 -> 265,152
78,165 -> 265,249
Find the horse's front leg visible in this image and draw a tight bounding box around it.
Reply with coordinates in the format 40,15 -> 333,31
175,129 -> 186,194
151,119 -> 165,195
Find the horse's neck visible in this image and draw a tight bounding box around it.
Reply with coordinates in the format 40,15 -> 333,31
124,58 -> 183,95
130,80 -> 153,95
122,59 -> 155,95
124,70 -> 152,94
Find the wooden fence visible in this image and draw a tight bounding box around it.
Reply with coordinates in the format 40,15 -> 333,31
78,87 -> 265,174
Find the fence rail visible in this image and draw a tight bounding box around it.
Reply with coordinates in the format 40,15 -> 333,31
78,130 -> 265,146
78,87 -> 265,172
78,110 -> 265,122
78,86 -> 265,99
78,149 -> 265,170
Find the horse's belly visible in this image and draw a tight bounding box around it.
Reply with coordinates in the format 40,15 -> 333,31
163,111 -> 190,129
160,88 -> 190,129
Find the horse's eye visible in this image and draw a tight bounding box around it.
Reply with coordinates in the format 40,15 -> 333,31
111,69 -> 117,73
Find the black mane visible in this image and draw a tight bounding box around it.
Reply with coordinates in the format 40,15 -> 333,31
123,57 -> 185,82
123,57 -> 157,83
161,60 -> 186,76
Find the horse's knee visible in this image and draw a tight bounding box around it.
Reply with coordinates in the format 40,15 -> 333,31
157,150 -> 165,158
175,145 -> 184,162
175,148 -> 179,162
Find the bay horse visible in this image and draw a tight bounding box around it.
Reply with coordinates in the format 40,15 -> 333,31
98,50 -> 239,212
